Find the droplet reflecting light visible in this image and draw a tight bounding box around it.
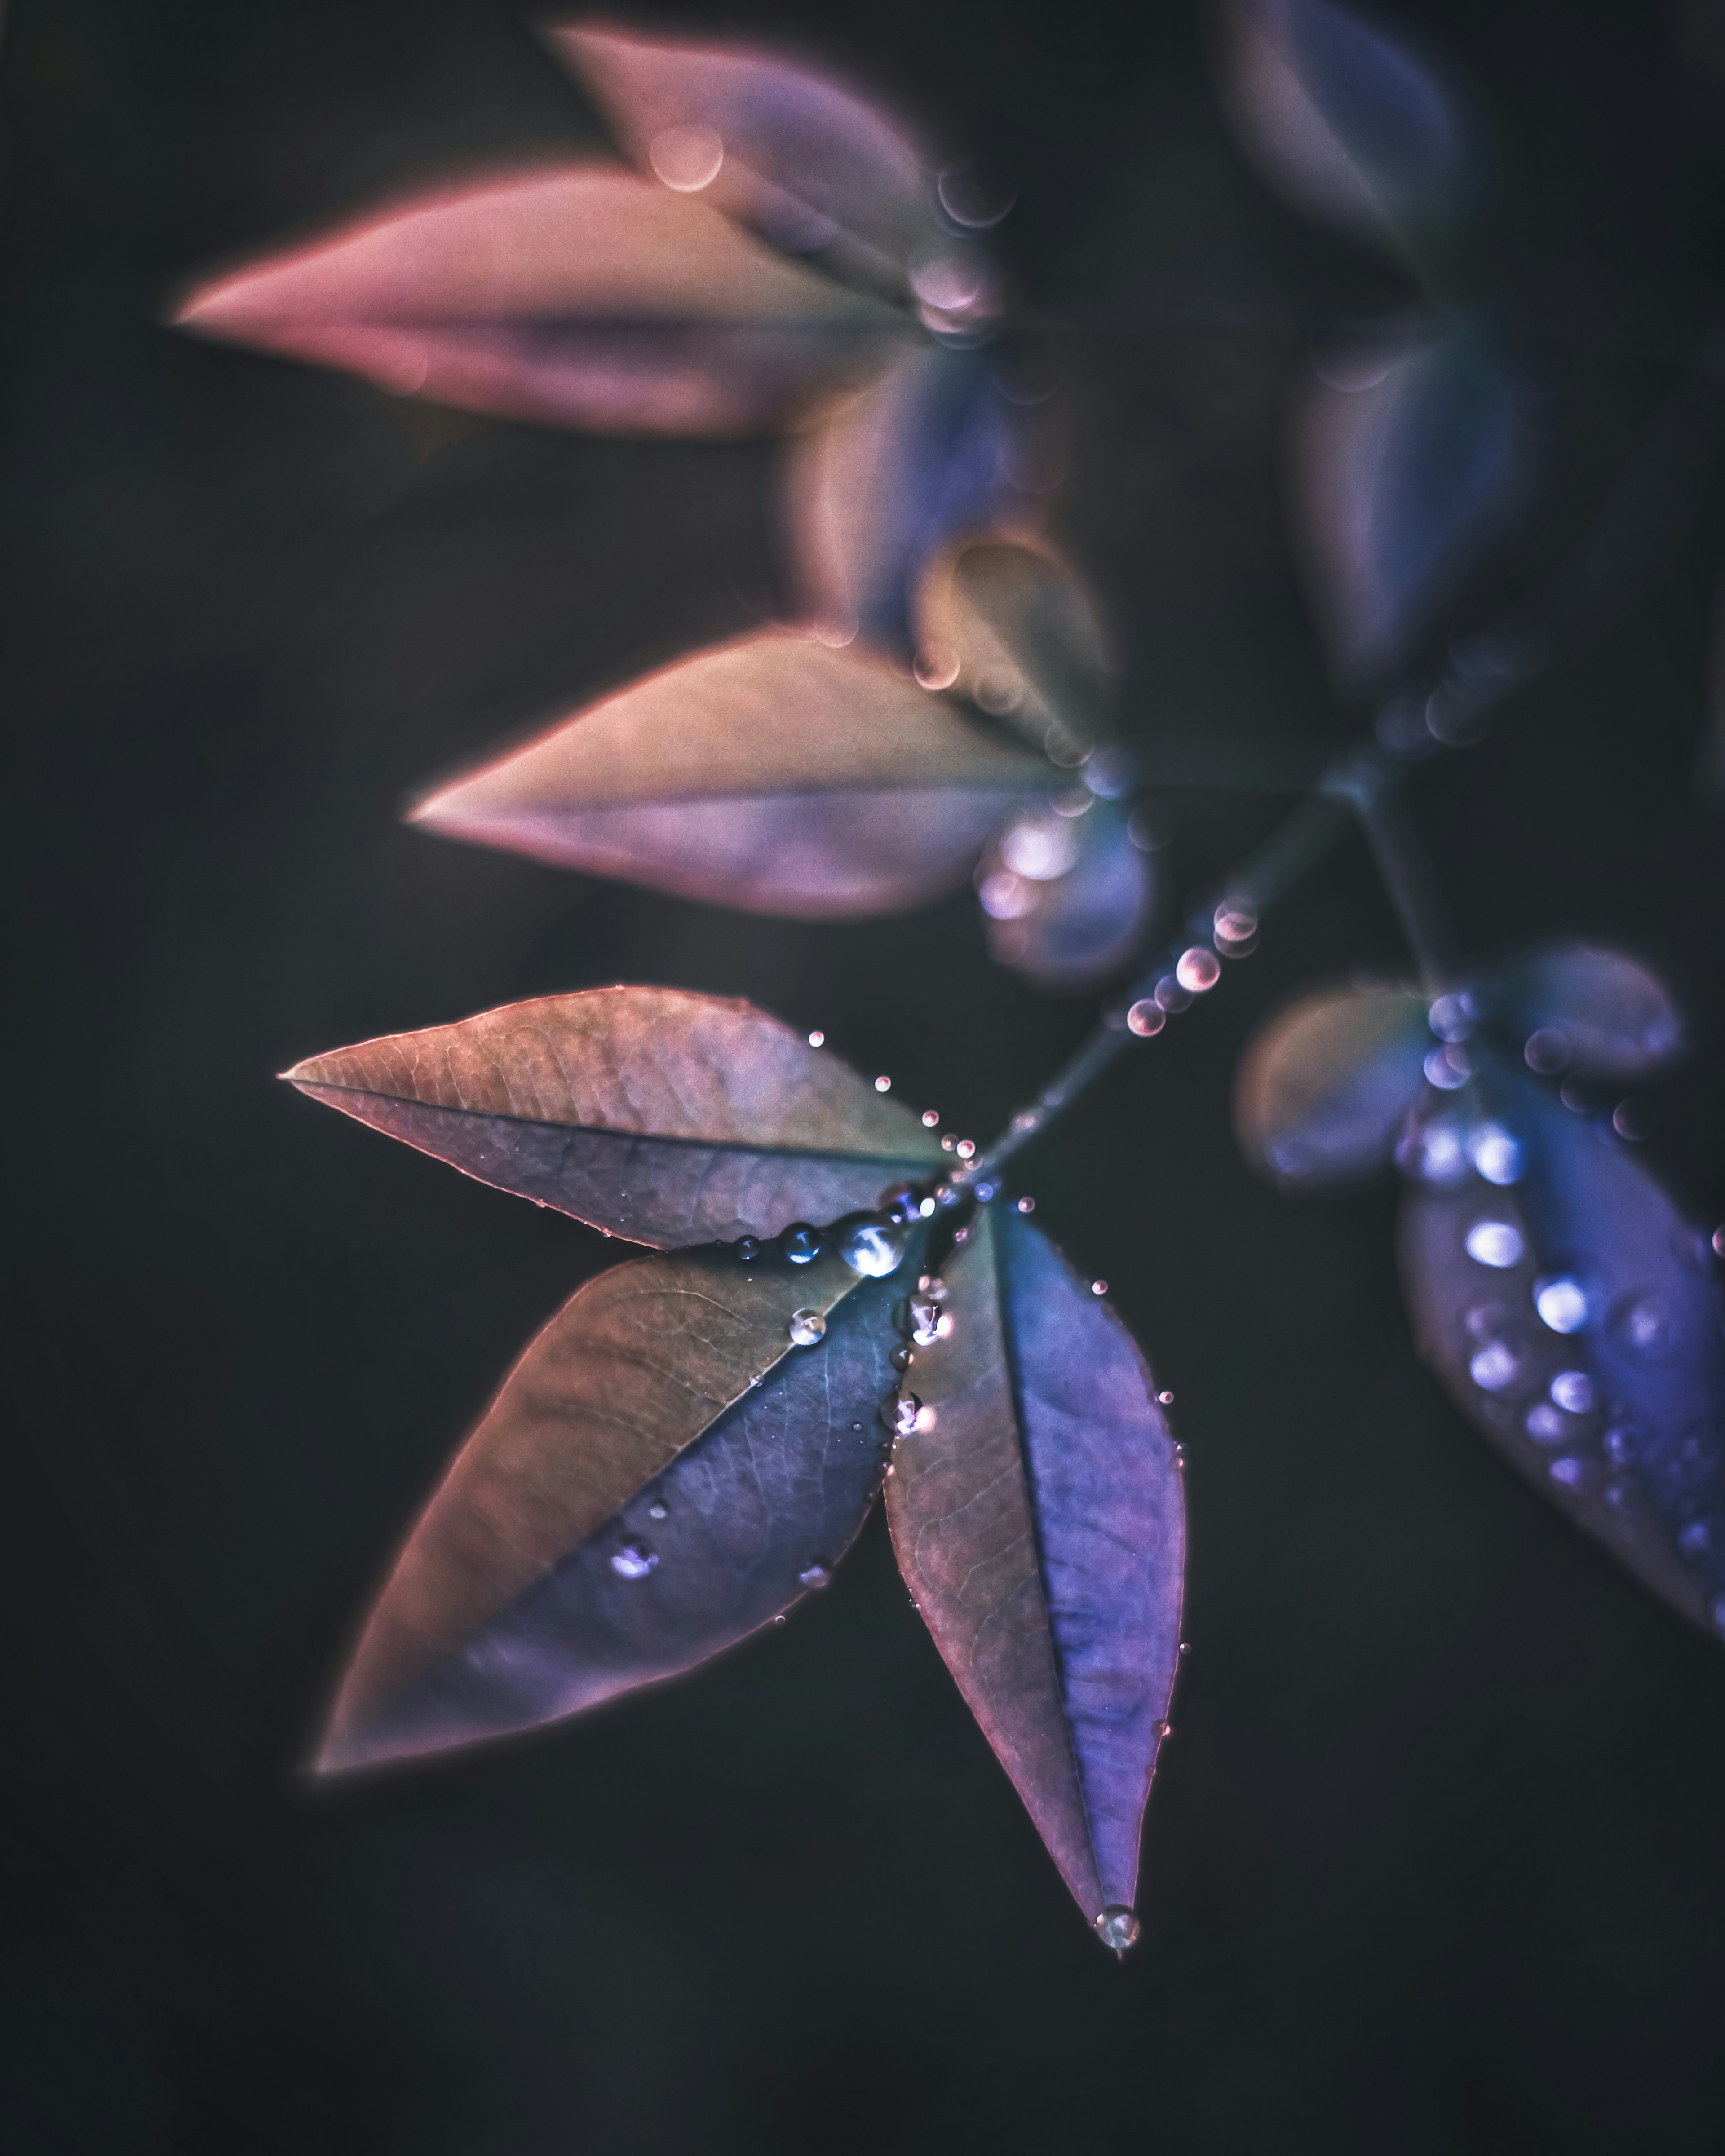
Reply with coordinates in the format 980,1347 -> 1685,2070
610,1542 -> 658,1579
1468,1124 -> 1523,1186
648,125 -> 725,192
1470,1339 -> 1524,1392
1465,1221 -> 1524,1268
840,1220 -> 905,1278
781,1224 -> 822,1265
788,1308 -> 827,1348
1094,1907 -> 1141,1953
1127,1000 -> 1165,1038
1535,1277 -> 1588,1334
1550,1369 -> 1594,1415
1176,948 -> 1221,993
798,1562 -> 832,1590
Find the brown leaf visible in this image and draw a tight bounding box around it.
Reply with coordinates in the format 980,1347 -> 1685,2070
885,1208 -> 1184,1940
172,161 -> 907,436
318,1237 -> 909,1772
283,985 -> 941,1246
407,630 -> 1051,915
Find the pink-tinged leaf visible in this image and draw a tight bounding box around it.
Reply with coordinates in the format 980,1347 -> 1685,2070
1295,320 -> 1521,683
407,631 -> 1050,916
977,798 -> 1156,992
283,985 -> 941,1246
548,21 -> 949,305
1235,981 -> 1431,1186
782,345 -> 1028,645
914,535 -> 1113,761
1399,1061 -> 1725,1642
318,1238 -> 910,1772
1482,944 -> 1685,1083
885,1208 -> 1184,1944
172,162 -> 907,437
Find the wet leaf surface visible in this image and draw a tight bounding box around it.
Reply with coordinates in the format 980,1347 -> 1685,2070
1482,943 -> 1686,1080
408,630 -> 1050,915
1234,980 -> 1431,1184
318,1238 -> 910,1772
173,162 -> 907,436
885,1207 -> 1184,1930
1400,1061 -> 1725,1640
1218,0 -> 1481,254
1296,320 -> 1521,681
284,985 -> 941,1245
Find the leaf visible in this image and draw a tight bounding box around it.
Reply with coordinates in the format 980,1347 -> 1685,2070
976,797 -> 1157,992
1235,981 -> 1432,1185
407,630 -> 1051,916
885,1207 -> 1184,1940
1399,1059 -> 1725,1642
317,1237 -> 911,1772
172,162 -> 908,437
549,22 -> 945,304
1295,320 -> 1521,681
1481,944 -> 1686,1082
283,985 -> 942,1246
1216,0 -> 1482,256
782,345 -> 1026,647
914,536 -> 1114,761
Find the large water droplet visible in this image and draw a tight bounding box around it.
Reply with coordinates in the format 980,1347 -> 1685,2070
885,1392 -> 923,1437
781,1224 -> 822,1265
610,1542 -> 658,1580
841,1219 -> 906,1278
1176,948 -> 1221,994
909,1293 -> 946,1346
1094,1906 -> 1141,1953
798,1561 -> 832,1590
1470,1339 -> 1526,1392
1534,1277 -> 1588,1334
1127,999 -> 1166,1038
1466,1220 -> 1524,1268
1468,1123 -> 1523,1186
788,1308 -> 826,1348
1549,1369 -> 1594,1415
734,1236 -> 761,1262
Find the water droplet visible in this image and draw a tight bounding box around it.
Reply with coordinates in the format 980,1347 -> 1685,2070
1604,1427 -> 1641,1467
909,1296 -> 942,1345
799,1561 -> 832,1590
1605,1480 -> 1636,1519
1176,947 -> 1221,994
781,1224 -> 822,1265
788,1308 -> 827,1348
1560,1080 -> 1592,1115
1676,1428 -> 1718,1484
1172,1445 -> 1186,1467
1470,1339 -> 1525,1392
874,1075 -> 892,1094
940,1133 -> 958,1152
1425,1046 -> 1469,1090
974,1181 -> 998,1204
1464,1300 -> 1509,1341
913,649 -> 961,690
952,1226 -> 970,1247
851,1422 -> 864,1433
1092,1279 -> 1108,1296
1525,1403 -> 1566,1443
734,1235 -> 761,1262
1535,1277 -> 1588,1333
878,1184 -> 920,1225
1406,1118 -> 1469,1187
955,1139 -> 977,1161
1466,1221 -> 1524,1268
840,1219 -> 906,1278
885,1392 -> 923,1437
1016,1195 -> 1035,1213
807,1030 -> 825,1048
889,1345 -> 914,1372
647,1501 -> 668,1521
1127,999 -> 1166,1038
1618,1295 -> 1674,1356
1429,993 -> 1476,1043
1469,1123 -> 1523,1186
1678,1519 -> 1717,1556
1613,1097 -> 1654,1141
1094,1906 -> 1141,1953
1524,1028 -> 1570,1074
1154,975 -> 1192,1014
1178,1640 -> 1192,1655
1159,1390 -> 1175,1405
773,1613 -> 787,1625
1548,1457 -> 1588,1490
649,123 -> 725,191
919,1197 -> 937,1218
922,1109 -> 941,1128
610,1542 -> 658,1579
1010,1109 -> 1043,1135
1214,902 -> 1258,949
1000,813 -> 1077,880
919,1276 -> 949,1300
1550,1370 -> 1594,1415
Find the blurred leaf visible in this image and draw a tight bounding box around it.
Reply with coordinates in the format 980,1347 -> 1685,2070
1235,980 -> 1431,1184
1399,1060 -> 1725,1643
915,535 -> 1114,760
1216,0 -> 1482,257
886,1208 -> 1184,1936
782,345 -> 1028,646
977,797 -> 1157,991
317,1237 -> 910,1772
284,985 -> 941,1245
549,20 -> 953,307
407,630 -> 1050,915
172,162 -> 908,437
1294,320 -> 1521,682
1481,944 -> 1686,1082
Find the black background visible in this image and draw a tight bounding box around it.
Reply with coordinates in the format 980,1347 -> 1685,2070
7,0 -> 1725,2149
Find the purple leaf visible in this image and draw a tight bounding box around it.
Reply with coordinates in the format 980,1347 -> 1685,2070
283,986 -> 941,1246
548,22 -> 959,309
1399,1060 -> 1725,1641
1481,943 -> 1686,1082
977,797 -> 1157,991
885,1207 -> 1184,1943
1235,980 -> 1432,1185
1295,320 -> 1522,682
407,630 -> 1050,916
1216,0 -> 1482,256
317,1238 -> 909,1772
172,162 -> 907,437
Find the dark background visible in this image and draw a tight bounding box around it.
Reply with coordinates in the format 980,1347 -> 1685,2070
7,0 -> 1725,2148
